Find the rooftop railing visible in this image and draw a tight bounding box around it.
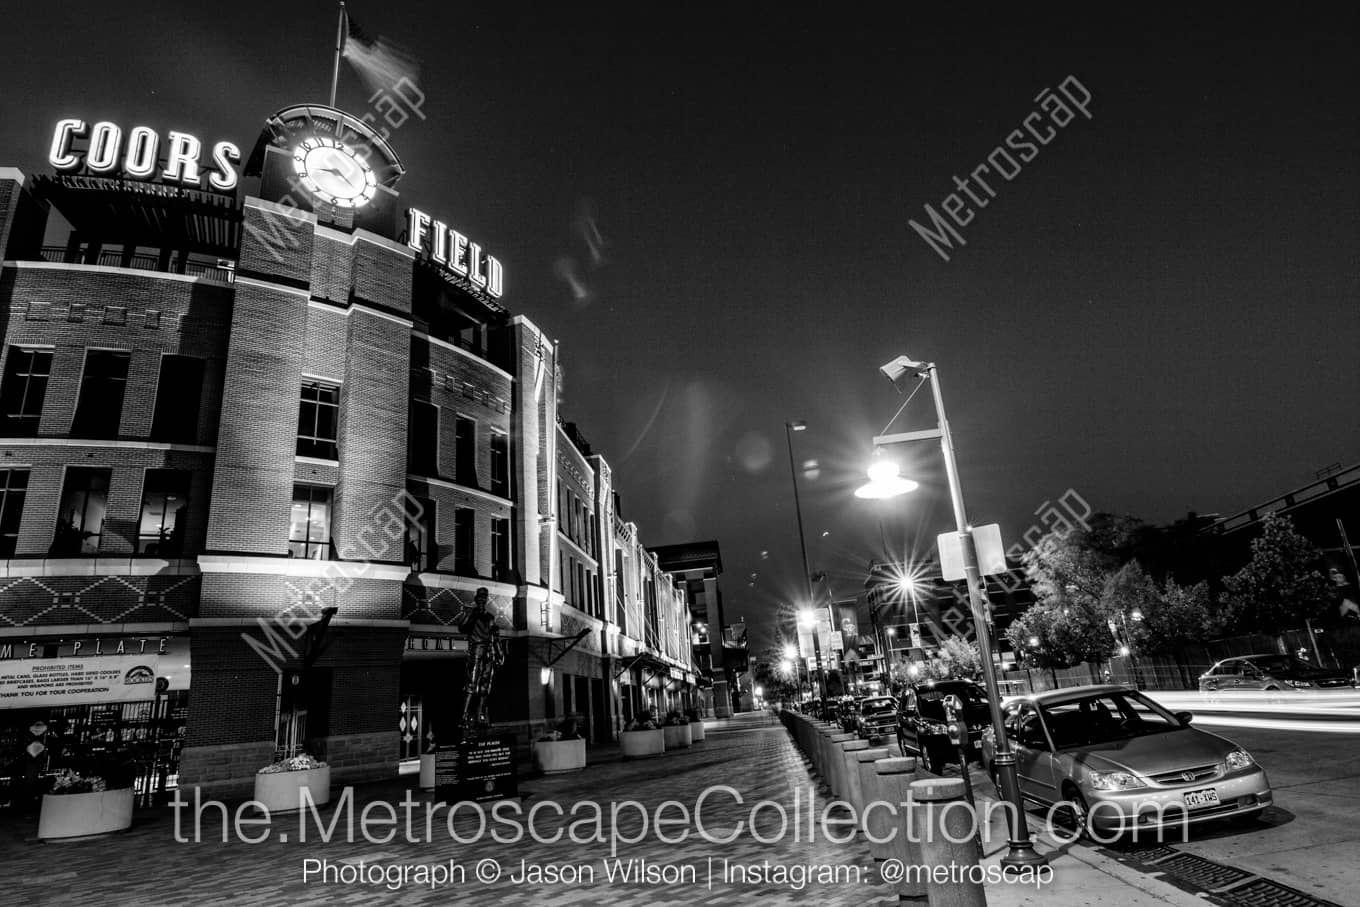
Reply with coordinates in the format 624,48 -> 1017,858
37,246 -> 235,284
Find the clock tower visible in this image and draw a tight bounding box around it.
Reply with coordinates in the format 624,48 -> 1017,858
244,104 -> 405,234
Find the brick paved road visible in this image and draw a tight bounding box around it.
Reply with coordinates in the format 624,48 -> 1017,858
1,713 -> 907,906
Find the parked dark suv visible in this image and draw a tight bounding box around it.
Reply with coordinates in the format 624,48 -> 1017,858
855,695 -> 898,744
896,679 -> 991,773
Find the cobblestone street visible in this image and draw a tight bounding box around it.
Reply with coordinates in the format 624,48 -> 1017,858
2,714 -> 907,906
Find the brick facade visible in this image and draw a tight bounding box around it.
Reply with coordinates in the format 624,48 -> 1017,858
0,111 -> 706,801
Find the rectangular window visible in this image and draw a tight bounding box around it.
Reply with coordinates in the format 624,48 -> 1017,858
490,432 -> 508,497
288,484 -> 332,559
405,497 -> 436,571
454,507 -> 475,574
71,350 -> 130,439
454,416 -> 476,486
0,469 -> 30,557
615,551 -> 627,636
297,381 -> 339,460
150,355 -> 205,444
0,347 -> 53,437
491,517 -> 509,581
409,400 -> 439,476
54,467 -> 111,555
138,469 -> 191,555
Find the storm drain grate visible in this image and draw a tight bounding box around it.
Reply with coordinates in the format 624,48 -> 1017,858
1119,845 -> 1178,862
1155,853 -> 1252,890
1220,879 -> 1341,907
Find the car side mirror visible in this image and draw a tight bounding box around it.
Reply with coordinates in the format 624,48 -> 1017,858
1175,711 -> 1193,726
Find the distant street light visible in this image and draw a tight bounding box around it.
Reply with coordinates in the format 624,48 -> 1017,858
861,354 -> 1046,870
787,421 -> 828,705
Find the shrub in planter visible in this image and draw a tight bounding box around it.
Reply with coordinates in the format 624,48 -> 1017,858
620,710 -> 664,757
254,753 -> 331,814
661,712 -> 692,748
38,768 -> 134,841
533,719 -> 586,773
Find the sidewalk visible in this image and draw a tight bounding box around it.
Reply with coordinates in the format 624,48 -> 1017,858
0,711 -> 1202,905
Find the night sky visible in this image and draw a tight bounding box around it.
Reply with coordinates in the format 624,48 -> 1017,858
2,4 -> 1357,648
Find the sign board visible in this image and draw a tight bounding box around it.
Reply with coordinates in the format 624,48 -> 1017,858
435,736 -> 518,802
829,631 -> 844,652
0,656 -> 159,708
910,623 -> 923,649
938,523 -> 1007,581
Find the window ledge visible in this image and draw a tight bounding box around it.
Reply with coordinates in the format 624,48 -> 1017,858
0,557 -> 201,578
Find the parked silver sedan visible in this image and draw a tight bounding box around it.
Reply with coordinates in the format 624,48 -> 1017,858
982,685 -> 1272,837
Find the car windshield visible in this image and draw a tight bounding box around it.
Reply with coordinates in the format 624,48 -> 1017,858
1039,691 -> 1181,749
861,698 -> 895,714
917,683 -> 986,704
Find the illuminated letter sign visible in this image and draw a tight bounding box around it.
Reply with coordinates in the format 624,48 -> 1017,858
405,207 -> 505,299
46,118 -> 240,192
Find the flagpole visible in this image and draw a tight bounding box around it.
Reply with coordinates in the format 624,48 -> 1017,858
329,1 -> 346,107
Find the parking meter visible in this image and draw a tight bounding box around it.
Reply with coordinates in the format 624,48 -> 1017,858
943,693 -> 975,806
943,694 -> 964,746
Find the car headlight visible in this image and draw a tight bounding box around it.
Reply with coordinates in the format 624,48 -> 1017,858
1285,680 -> 1313,688
1089,771 -> 1145,791
1225,749 -> 1253,770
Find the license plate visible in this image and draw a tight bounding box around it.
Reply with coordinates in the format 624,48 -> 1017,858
1183,788 -> 1220,809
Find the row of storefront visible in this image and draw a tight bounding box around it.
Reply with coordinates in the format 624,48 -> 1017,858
0,103 -> 735,804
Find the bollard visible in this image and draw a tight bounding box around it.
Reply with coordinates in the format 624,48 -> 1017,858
853,747 -> 890,849
876,756 -> 927,903
838,739 -> 870,816
827,733 -> 856,798
910,777 -> 985,907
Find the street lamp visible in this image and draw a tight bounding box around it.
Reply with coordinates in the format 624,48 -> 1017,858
787,420 -> 829,708
782,644 -> 806,700
860,354 -> 1046,870
798,608 -> 829,707
1117,608 -> 1144,688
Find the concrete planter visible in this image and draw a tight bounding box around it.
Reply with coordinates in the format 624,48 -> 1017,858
419,754 -> 437,790
38,788 -> 135,841
689,721 -> 706,742
662,723 -> 693,749
253,765 -> 331,814
619,728 -> 665,757
533,738 -> 587,773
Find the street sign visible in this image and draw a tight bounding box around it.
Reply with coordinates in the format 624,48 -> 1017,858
830,631 -> 844,652
938,523 -> 1007,580
909,623 -> 923,648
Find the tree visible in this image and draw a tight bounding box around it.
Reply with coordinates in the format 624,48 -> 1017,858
904,637 -> 983,682
1101,561 -> 1159,651
1020,530 -> 1121,675
1139,578 -> 1221,687
1221,512 -> 1331,633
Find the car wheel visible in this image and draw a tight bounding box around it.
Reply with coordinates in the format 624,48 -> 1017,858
919,741 -> 946,775
1263,684 -> 1281,691
1059,784 -> 1091,838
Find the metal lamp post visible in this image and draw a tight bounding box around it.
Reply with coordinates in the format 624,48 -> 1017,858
859,355 -> 1046,870
786,420 -> 828,706
798,608 -> 828,707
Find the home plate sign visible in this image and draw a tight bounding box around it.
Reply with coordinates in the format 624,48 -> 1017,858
435,736 -> 518,802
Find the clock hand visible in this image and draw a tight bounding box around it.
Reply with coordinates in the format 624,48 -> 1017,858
320,166 -> 356,188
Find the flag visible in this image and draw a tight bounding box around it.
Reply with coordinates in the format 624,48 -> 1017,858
342,11 -> 421,97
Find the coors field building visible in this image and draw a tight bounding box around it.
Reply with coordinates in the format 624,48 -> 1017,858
0,105 -> 726,804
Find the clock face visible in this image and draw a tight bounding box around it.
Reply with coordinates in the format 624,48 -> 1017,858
292,136 -> 377,208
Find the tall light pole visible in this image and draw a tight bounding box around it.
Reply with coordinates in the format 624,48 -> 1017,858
858,355 -> 1045,870
786,420 -> 828,706
798,608 -> 828,707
